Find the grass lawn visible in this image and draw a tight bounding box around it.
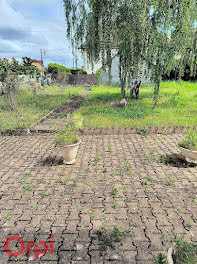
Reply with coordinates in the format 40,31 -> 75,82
73,81 -> 197,128
0,85 -> 83,130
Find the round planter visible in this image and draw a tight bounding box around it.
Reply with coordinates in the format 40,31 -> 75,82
179,146 -> 197,164
61,140 -> 81,165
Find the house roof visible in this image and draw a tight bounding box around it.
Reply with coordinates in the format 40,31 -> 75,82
32,59 -> 43,65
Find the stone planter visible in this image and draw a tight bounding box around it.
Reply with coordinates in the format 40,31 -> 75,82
61,140 -> 81,165
167,242 -> 197,264
167,246 -> 174,264
179,146 -> 197,164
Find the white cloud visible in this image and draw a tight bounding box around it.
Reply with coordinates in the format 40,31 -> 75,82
9,0 -> 58,6
0,0 -> 82,66
0,0 -> 30,32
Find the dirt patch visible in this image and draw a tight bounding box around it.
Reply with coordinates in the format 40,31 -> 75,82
40,155 -> 64,166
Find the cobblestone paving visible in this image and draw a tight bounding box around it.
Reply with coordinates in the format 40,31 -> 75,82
0,133 -> 196,263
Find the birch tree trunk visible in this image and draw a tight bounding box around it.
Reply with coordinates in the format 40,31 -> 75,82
129,60 -> 144,99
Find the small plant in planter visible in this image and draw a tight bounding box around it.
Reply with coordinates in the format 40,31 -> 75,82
56,119 -> 81,164
167,237 -> 197,264
178,130 -> 197,164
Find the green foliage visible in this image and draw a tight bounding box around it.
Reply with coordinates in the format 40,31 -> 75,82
22,57 -> 33,66
173,237 -> 197,264
3,215 -> 11,223
167,176 -> 175,186
63,0 -> 197,105
21,65 -> 40,76
179,130 -> 197,151
155,253 -> 167,264
112,188 -> 119,196
96,225 -> 133,251
0,58 -> 19,110
56,119 -> 79,145
47,63 -> 87,76
47,63 -> 70,75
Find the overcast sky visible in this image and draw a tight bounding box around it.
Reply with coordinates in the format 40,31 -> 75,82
0,0 -> 82,67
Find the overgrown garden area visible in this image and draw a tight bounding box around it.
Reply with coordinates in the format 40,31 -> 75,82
74,81 -> 197,128
0,85 -> 82,130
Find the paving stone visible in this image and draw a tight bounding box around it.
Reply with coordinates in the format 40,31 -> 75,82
0,132 -> 196,263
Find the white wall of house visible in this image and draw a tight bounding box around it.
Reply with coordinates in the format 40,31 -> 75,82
82,49 -> 151,85
82,50 -> 102,74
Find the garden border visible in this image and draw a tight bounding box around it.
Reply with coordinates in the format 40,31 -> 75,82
0,125 -> 196,137
79,126 -> 197,135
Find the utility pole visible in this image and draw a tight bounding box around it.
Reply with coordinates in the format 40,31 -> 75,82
40,49 -> 46,85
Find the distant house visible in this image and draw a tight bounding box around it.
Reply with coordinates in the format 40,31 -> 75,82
82,47 -> 151,85
32,60 -> 43,72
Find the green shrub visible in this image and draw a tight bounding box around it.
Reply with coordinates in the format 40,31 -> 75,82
47,63 -> 71,75
179,130 -> 197,151
173,237 -> 197,264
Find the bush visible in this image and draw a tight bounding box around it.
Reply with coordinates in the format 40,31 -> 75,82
47,63 -> 87,76
179,130 -> 197,151
173,237 -> 197,264
47,63 -> 70,75
0,58 -> 19,110
162,65 -> 197,81
55,119 -> 79,145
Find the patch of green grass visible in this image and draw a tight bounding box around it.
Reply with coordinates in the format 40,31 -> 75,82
107,146 -> 112,152
96,225 -> 133,252
179,130 -> 197,151
22,184 -> 32,193
3,215 -> 11,223
173,206 -> 181,212
0,85 -> 83,129
31,205 -> 38,211
75,81 -> 197,128
94,156 -> 100,165
72,204 -> 82,213
24,170 -> 31,177
173,236 -> 197,264
113,201 -> 119,209
40,191 -> 48,197
141,178 -> 149,185
124,164 -> 131,173
186,221 -> 196,228
89,211 -> 96,220
155,253 -> 167,264
112,188 -> 119,196
167,176 -> 175,186
103,168 -> 107,173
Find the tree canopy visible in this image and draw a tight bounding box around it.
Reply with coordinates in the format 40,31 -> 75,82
63,0 -> 197,105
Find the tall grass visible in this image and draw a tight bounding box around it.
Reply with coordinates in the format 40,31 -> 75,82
73,81 -> 197,128
0,85 -> 83,129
